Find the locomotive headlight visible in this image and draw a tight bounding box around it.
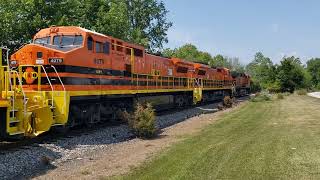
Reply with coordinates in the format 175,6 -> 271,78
49,58 -> 64,64
10,60 -> 17,65
10,60 -> 18,67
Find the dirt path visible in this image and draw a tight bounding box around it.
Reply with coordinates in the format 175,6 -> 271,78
33,102 -> 246,180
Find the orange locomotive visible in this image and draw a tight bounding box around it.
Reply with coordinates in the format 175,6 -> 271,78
0,26 -> 245,138
232,73 -> 251,96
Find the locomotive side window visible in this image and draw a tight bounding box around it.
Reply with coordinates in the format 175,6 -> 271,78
74,35 -> 83,45
95,42 -> 102,53
111,40 -> 115,50
177,66 -> 188,73
134,48 -> 143,57
87,37 -> 93,50
124,47 -> 143,57
53,36 -> 60,46
103,42 -> 110,54
126,48 -> 131,55
198,70 -> 206,75
116,41 -> 123,52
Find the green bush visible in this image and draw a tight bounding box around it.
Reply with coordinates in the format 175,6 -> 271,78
250,92 -> 271,102
124,103 -> 157,138
266,81 -> 281,94
250,80 -> 262,93
277,93 -> 284,99
283,92 -> 291,96
296,89 -> 307,95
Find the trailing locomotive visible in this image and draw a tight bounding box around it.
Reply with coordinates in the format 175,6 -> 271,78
232,73 -> 251,96
0,26 -> 250,139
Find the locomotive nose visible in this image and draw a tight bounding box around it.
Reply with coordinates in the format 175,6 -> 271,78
11,44 -> 64,66
11,44 -> 44,65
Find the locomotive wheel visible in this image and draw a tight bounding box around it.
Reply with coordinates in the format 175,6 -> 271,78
175,95 -> 185,108
68,105 -> 82,127
82,104 -> 97,128
110,104 -> 118,120
85,103 -> 101,127
100,102 -> 114,121
92,103 -> 101,123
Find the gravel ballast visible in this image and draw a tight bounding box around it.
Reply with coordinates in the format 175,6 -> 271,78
0,102 -> 221,179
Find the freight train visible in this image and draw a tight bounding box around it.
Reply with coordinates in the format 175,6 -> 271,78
0,26 -> 250,139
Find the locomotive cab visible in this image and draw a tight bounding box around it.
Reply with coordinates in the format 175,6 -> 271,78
11,26 -> 86,67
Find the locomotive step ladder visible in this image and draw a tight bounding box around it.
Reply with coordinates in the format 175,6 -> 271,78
193,78 -> 203,104
7,71 -> 28,136
45,65 -> 67,126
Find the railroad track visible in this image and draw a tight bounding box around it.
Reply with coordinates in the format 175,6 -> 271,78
0,139 -> 40,154
0,120 -> 124,153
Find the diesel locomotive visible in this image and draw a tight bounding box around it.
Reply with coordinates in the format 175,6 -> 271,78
0,26 -> 250,139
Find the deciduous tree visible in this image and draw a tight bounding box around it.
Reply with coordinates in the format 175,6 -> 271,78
277,56 -> 305,92
246,52 -> 276,89
306,58 -> 320,88
0,0 -> 172,52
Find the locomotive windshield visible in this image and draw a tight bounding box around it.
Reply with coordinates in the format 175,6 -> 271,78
33,35 -> 83,51
34,36 -> 50,45
53,35 -> 83,46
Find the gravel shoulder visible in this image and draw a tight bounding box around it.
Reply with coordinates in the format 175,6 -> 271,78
32,100 -> 247,180
308,92 -> 320,99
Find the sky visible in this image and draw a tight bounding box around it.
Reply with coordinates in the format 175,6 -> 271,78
163,0 -> 320,65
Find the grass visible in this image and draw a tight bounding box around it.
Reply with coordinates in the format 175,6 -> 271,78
116,95 -> 320,180
250,92 -> 271,102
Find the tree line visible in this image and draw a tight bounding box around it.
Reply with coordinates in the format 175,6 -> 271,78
247,52 -> 320,93
0,0 -> 172,52
1,0 -> 319,93
162,44 -> 245,73
163,45 -> 320,93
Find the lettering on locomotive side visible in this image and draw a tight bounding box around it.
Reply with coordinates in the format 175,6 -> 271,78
49,58 -> 64,64
94,59 -> 104,65
96,69 -> 103,74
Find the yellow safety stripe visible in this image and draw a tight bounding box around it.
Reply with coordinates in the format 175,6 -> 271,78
19,87 -> 230,97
